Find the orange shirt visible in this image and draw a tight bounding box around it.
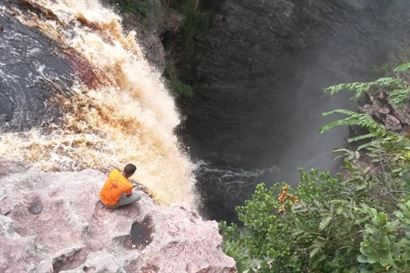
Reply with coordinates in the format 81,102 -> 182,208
99,169 -> 133,206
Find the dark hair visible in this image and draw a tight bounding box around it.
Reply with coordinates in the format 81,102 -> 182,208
123,163 -> 137,177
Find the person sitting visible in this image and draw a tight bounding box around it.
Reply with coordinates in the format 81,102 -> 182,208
99,163 -> 142,208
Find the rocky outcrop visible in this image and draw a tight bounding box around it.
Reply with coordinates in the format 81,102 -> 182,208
360,87 -> 410,133
0,161 -> 236,273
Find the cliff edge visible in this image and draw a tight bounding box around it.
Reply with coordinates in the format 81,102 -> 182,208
0,161 -> 236,273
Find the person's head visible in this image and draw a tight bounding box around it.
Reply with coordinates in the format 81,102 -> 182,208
123,163 -> 137,178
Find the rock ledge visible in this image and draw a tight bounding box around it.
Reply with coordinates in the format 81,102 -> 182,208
0,162 -> 236,273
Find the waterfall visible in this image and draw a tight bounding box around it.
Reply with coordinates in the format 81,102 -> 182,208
0,0 -> 195,206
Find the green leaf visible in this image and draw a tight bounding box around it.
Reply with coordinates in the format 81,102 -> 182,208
348,133 -> 374,143
394,63 -> 410,73
388,88 -> 410,108
310,247 -> 321,259
319,216 -> 332,231
357,255 -> 368,264
355,184 -> 368,192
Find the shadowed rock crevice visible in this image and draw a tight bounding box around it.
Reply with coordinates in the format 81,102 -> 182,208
130,216 -> 154,249
52,248 -> 88,273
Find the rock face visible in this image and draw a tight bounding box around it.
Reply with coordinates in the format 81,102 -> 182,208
178,0 -> 410,169
101,0 -> 183,73
170,0 -> 410,220
0,161 -> 236,273
360,89 -> 410,132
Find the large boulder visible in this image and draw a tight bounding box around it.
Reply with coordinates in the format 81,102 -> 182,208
0,161 -> 236,273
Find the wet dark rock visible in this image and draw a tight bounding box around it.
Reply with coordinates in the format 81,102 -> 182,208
0,24 -> 4,32
0,1 -> 75,131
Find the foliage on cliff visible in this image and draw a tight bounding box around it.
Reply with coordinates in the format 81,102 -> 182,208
105,0 -> 208,97
220,64 -> 410,273
109,0 -> 150,17
165,0 -> 209,97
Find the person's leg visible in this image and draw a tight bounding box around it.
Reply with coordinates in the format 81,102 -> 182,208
114,192 -> 142,208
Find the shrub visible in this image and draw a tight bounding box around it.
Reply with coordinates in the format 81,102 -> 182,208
220,64 -> 410,273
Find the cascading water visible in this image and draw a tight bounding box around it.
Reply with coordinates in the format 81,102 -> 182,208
0,0 -> 195,206
194,160 -> 279,221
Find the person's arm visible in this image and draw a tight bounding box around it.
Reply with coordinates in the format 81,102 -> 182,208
130,179 -> 152,197
120,180 -> 133,196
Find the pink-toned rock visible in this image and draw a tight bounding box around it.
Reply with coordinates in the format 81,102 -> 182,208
379,106 -> 390,115
0,162 -> 236,273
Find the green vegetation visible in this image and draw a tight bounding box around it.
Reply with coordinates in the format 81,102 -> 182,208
170,79 -> 193,97
324,74 -> 409,108
164,59 -> 193,97
166,0 -> 209,97
178,0 -> 209,51
110,0 -> 150,17
164,0 -> 209,97
220,64 -> 410,273
374,49 -> 410,76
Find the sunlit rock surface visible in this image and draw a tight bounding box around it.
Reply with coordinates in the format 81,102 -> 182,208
0,161 -> 236,273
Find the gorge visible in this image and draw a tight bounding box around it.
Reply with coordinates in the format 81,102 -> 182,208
173,0 -> 410,220
1,1 -> 410,271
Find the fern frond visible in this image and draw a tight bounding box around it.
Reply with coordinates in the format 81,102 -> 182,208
393,63 -> 410,73
320,109 -> 386,136
324,82 -> 371,99
388,88 -> 410,108
357,141 -> 376,151
373,77 -> 405,89
324,77 -> 406,101
333,148 -> 357,161
347,133 -> 374,143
